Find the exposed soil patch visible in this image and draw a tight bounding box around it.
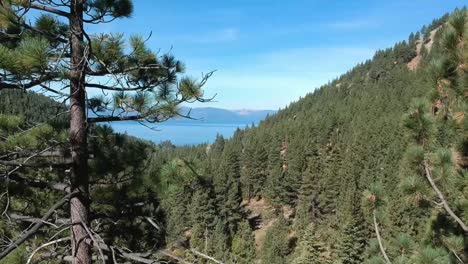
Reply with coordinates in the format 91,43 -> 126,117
408,27 -> 441,70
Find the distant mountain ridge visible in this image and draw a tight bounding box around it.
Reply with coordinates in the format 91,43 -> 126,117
171,107 -> 276,124
87,106 -> 276,125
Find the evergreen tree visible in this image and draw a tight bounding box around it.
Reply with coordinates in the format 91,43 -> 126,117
0,1 -> 212,262
261,216 -> 290,264
208,220 -> 230,262
231,221 -> 256,264
291,224 -> 330,264
251,141 -> 268,196
217,145 -> 244,234
295,146 -> 322,231
338,207 -> 368,264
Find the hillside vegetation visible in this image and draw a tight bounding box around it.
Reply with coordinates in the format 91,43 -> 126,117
145,9 -> 467,263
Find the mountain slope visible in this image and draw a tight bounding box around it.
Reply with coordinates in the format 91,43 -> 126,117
150,9 -> 467,263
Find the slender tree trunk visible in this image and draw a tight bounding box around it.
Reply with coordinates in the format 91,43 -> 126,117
373,210 -> 391,264
69,1 -> 91,263
423,161 -> 468,232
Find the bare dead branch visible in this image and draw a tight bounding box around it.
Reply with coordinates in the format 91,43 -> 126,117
190,248 -> 224,264
424,160 -> 468,232
373,210 -> 391,264
26,237 -> 70,264
8,213 -> 69,227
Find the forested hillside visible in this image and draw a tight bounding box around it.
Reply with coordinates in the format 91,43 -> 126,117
143,9 -> 467,263
0,5 -> 466,264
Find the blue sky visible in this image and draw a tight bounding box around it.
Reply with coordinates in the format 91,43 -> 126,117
89,0 -> 465,110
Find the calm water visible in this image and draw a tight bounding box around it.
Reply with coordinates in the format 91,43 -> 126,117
111,122 -> 248,146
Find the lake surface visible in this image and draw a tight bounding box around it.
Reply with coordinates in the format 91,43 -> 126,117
111,122 -> 249,146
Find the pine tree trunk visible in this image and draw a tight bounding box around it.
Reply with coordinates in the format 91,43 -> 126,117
69,1 -> 91,263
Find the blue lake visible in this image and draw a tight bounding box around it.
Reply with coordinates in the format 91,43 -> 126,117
111,122 -> 249,146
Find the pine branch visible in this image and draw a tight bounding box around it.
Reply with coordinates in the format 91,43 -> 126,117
0,73 -> 60,90
87,112 -> 153,123
20,22 -> 68,43
86,64 -> 169,76
0,159 -> 72,168
85,82 -> 155,91
23,2 -> 70,18
7,172 -> 70,193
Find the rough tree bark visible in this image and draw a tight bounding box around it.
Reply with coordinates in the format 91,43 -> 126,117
69,0 -> 91,263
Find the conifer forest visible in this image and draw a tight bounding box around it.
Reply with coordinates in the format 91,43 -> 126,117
0,1 -> 467,263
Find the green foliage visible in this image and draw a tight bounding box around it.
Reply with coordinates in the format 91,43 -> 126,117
0,36 -> 50,74
362,182 -> 386,212
291,224 -> 330,264
402,99 -> 434,145
395,7 -> 468,263
209,220 -> 230,262
413,246 -> 450,264
147,9 -> 467,263
231,221 -> 256,263
260,216 -> 290,264
0,246 -> 26,264
338,214 -> 368,264
87,0 -> 134,18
